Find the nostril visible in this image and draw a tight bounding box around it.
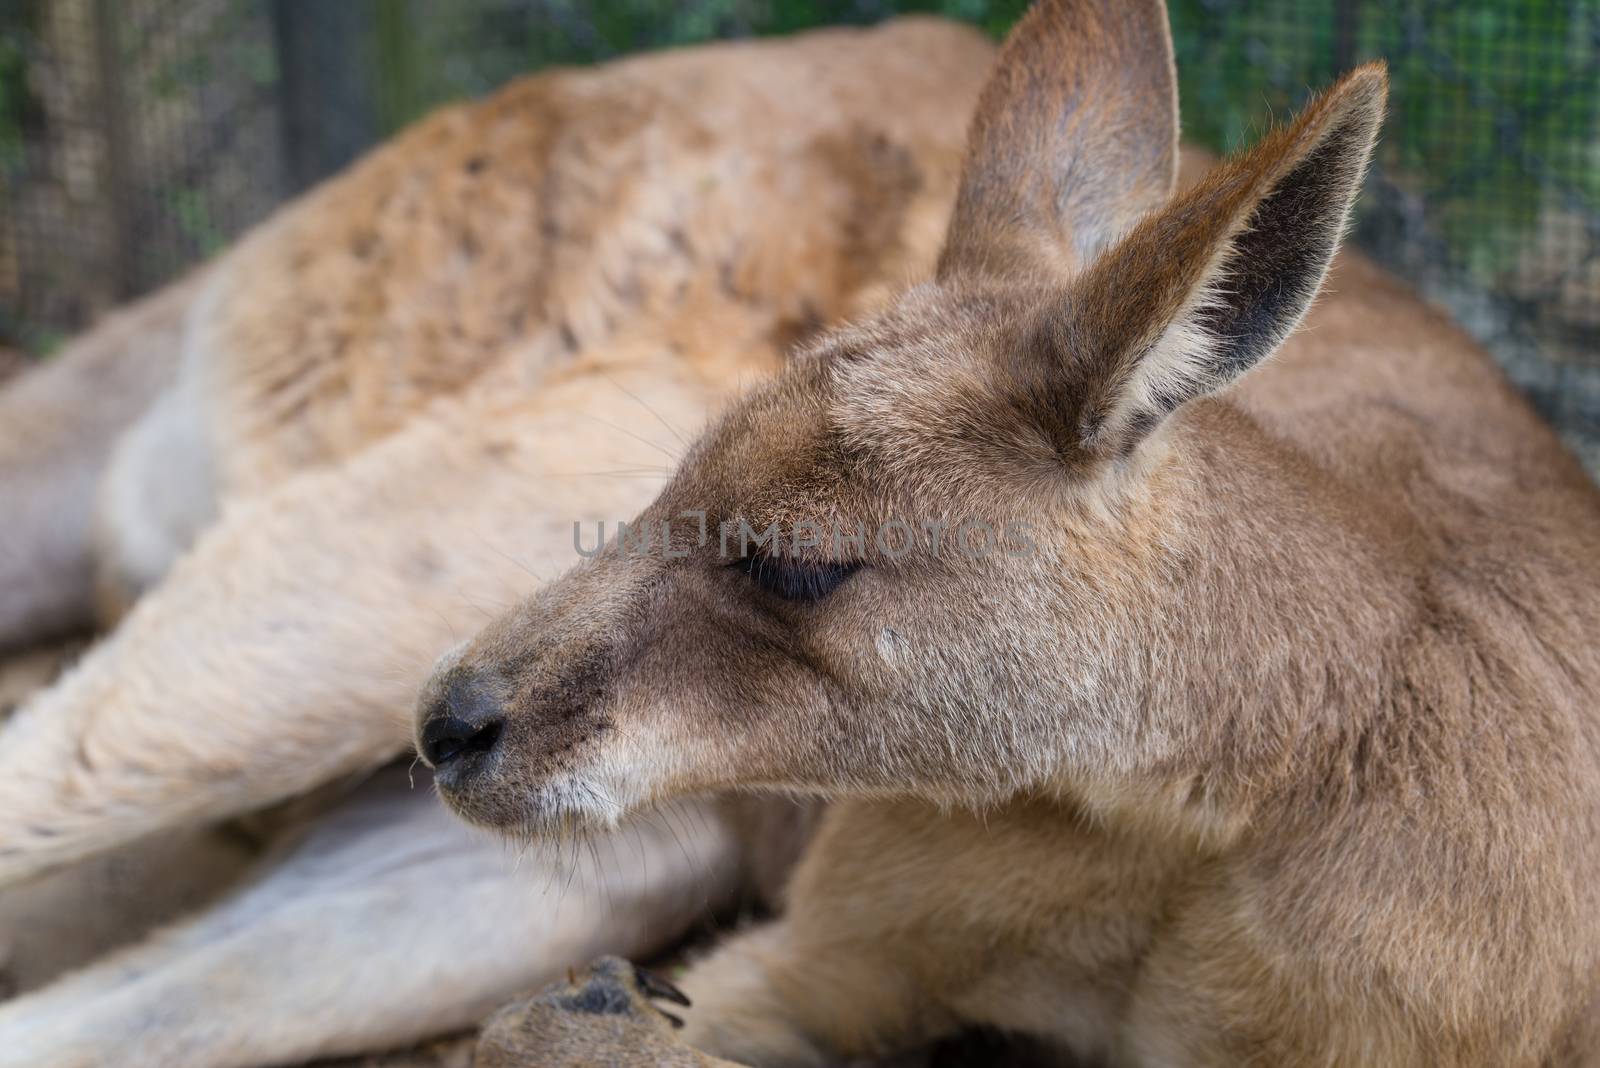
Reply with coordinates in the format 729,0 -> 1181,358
421,712 -> 504,768
418,670 -> 508,772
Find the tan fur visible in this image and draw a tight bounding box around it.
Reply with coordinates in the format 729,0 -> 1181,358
0,19 -> 995,1067
427,3 -> 1600,1066
196,37 -> 955,497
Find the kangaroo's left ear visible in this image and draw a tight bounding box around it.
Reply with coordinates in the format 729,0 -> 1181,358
1048,63 -> 1387,458
937,0 -> 1180,281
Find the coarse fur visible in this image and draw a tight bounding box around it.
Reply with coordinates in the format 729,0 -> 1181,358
0,19 -> 995,1066
424,2 -> 1600,1065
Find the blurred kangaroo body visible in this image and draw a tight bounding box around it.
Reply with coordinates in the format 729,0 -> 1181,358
0,19 -> 994,1067
421,2 -> 1600,1067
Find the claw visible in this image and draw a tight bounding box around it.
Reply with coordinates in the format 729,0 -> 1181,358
634,964 -> 692,1008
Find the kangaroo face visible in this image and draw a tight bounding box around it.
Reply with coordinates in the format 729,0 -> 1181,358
417,0 -> 1386,838
416,299 -> 1105,832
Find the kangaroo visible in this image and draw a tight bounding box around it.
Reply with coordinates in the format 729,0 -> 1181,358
419,1 -> 1600,1065
0,20 -> 994,1067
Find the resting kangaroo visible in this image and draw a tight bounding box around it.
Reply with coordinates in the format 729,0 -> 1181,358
0,20 -> 993,1066
423,1 -> 1600,1065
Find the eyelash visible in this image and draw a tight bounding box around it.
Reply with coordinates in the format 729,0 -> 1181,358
732,554 -> 862,603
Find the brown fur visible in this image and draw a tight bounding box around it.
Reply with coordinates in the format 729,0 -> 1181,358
938,0 -> 1177,278
427,3 -> 1600,1065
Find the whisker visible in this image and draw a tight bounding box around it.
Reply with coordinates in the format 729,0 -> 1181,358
570,411 -> 681,462
543,467 -> 674,480
601,370 -> 690,448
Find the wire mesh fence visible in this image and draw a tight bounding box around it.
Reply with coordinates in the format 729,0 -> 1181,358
1,0 -> 1596,465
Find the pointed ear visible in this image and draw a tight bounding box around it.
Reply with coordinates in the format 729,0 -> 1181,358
937,0 -> 1179,280
1047,63 -> 1388,457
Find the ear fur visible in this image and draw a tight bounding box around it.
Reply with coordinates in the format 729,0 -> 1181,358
937,0 -> 1179,280
1050,62 -> 1389,456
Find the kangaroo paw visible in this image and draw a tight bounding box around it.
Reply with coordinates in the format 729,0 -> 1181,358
477,957 -> 747,1068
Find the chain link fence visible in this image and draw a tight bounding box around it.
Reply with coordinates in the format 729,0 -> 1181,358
1,0 -> 1596,466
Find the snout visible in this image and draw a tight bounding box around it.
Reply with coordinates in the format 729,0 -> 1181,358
415,670 -> 506,788
412,569 -> 653,833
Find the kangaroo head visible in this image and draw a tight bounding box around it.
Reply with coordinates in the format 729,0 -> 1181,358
416,0 -> 1387,838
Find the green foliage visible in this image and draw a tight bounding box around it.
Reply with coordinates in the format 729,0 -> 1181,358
169,187 -> 227,258
1169,0 -> 1341,150
1168,1 -> 1600,283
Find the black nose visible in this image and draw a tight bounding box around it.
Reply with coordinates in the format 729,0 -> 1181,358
420,712 -> 503,767
419,676 -> 505,771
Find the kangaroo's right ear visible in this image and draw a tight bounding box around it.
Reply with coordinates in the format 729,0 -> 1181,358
1047,64 -> 1388,459
937,0 -> 1179,280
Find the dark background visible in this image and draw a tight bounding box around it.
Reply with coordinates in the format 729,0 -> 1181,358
1,0 -> 1595,468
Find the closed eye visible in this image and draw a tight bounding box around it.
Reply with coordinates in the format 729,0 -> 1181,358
731,553 -> 862,603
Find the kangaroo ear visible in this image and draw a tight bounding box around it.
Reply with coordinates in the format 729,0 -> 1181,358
1049,63 -> 1388,457
937,0 -> 1179,280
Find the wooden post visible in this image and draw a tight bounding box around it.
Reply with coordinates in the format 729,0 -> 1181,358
270,0 -> 380,195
